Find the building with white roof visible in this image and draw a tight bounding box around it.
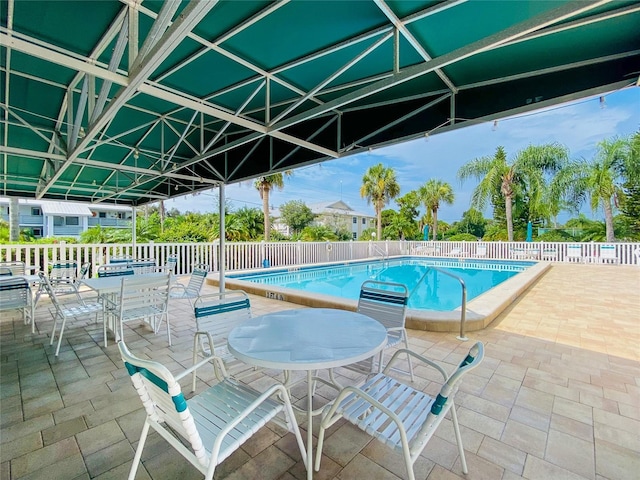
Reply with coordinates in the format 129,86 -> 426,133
0,198 -> 132,238
272,200 -> 375,239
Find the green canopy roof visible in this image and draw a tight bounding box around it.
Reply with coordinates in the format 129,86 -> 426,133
1,0 -> 638,205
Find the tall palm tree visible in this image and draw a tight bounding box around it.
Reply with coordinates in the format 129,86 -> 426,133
551,138 -> 629,242
360,163 -> 400,240
458,144 -> 568,241
419,179 -> 454,240
254,172 -> 290,241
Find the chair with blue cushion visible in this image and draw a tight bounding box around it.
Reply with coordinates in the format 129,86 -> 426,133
315,342 -> 484,480
119,340 -> 307,480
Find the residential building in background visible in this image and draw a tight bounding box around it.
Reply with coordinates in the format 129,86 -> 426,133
272,200 -> 375,239
0,198 -> 132,238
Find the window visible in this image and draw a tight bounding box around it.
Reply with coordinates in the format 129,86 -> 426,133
31,207 -> 41,216
362,218 -> 366,225
352,232 -> 357,240
32,228 -> 42,237
53,216 -> 63,226
66,216 -> 79,226
98,212 -> 106,218
352,217 -> 357,224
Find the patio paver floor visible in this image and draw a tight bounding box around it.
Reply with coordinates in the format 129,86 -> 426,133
1,264 -> 638,480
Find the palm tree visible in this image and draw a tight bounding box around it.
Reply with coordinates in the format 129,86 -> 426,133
552,138 -> 629,242
360,163 -> 400,240
419,179 -> 454,240
457,144 -> 568,241
254,172 -> 290,241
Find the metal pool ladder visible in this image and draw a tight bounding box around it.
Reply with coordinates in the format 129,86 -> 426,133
411,266 -> 468,341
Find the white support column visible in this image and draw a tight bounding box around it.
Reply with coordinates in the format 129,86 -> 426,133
218,183 -> 226,292
131,207 -> 137,255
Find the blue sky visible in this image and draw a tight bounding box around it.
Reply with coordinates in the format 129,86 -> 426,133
167,86 -> 639,224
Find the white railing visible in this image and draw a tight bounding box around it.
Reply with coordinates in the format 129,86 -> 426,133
1,240 -> 638,275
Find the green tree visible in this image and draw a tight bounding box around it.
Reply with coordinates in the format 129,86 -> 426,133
458,144 -> 568,241
419,179 -> 454,240
255,172 -> 291,241
552,138 -> 628,242
618,133 -> 640,238
360,163 -> 400,240
280,200 -> 314,235
449,208 -> 487,239
395,191 -> 421,239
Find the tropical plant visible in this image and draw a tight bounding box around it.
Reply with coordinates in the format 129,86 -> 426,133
233,207 -> 264,240
551,138 -> 629,242
458,144 -> 568,241
300,225 -> 338,241
255,172 -> 291,241
360,163 -> 400,240
418,179 -> 454,240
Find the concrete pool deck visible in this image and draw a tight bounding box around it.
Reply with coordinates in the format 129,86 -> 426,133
207,257 -> 551,333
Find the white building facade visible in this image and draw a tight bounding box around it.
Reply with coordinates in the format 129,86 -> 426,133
0,198 -> 132,238
272,200 -> 375,239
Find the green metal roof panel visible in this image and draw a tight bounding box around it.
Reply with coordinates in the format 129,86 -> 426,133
1,0 -> 638,205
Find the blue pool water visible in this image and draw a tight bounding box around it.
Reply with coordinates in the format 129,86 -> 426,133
229,257 -> 534,311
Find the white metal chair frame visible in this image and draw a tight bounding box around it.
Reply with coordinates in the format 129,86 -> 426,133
356,280 -> 414,381
0,277 -> 34,331
119,341 -> 307,480
38,272 -> 102,356
169,263 -> 210,307
104,274 -> 171,346
315,343 -> 484,480
192,291 -> 256,389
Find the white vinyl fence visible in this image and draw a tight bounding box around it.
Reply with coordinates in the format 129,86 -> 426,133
1,240 -> 638,276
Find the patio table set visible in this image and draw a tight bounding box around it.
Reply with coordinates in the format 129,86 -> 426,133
0,257 -> 209,355
118,279 -> 485,480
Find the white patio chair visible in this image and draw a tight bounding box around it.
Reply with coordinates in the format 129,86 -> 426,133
38,272 -> 102,355
315,342 -> 484,480
36,262 -> 80,303
353,280 -> 413,381
599,245 -> 619,264
0,261 -> 27,275
448,246 -> 462,257
97,264 -> 134,277
169,263 -> 210,308
128,259 -> 156,274
105,273 -> 171,346
0,277 -> 34,331
475,244 -> 487,258
118,340 -> 307,480
192,291 -> 257,389
566,244 -> 583,263
159,255 -> 177,274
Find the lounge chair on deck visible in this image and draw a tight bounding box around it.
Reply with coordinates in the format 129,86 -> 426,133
599,245 -> 619,264
566,244 -> 583,263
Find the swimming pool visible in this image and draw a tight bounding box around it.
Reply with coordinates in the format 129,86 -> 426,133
228,257 -> 534,311
212,256 -> 549,332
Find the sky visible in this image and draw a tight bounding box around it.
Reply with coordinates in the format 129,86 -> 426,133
166,86 -> 640,224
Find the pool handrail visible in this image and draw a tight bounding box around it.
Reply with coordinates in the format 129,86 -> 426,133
425,266 -> 467,341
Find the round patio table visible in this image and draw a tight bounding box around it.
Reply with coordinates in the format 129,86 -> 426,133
228,308 -> 387,480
